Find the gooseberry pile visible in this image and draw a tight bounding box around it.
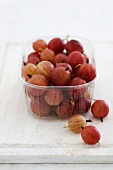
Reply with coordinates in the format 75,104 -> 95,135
22,36 -> 96,117
21,36 -> 109,145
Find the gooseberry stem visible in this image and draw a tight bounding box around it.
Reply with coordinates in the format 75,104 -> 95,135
66,35 -> 69,42
75,64 -> 81,69
23,61 -> 26,66
65,67 -> 69,71
29,94 -> 35,101
97,141 -> 100,147
100,118 -> 103,122
90,98 -> 96,101
64,125 -> 69,128
86,119 -> 92,123
27,74 -> 32,78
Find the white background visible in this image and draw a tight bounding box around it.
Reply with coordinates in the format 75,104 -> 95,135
0,0 -> 113,169
0,0 -> 113,42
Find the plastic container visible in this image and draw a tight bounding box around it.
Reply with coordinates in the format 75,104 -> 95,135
19,36 -> 97,119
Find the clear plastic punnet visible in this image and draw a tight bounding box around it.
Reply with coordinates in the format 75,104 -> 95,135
19,36 -> 97,119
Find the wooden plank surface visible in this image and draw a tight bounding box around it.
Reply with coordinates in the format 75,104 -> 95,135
0,42 -> 113,163
0,164 -> 113,170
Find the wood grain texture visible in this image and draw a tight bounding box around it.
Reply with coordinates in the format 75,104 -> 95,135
0,164 -> 113,170
0,42 -> 113,163
1,164 -> 113,170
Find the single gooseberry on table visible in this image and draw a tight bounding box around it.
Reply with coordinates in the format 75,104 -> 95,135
91,99 -> 109,122
64,114 -> 92,133
81,125 -> 101,145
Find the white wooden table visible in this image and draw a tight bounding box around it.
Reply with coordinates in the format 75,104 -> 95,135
0,41 -> 113,163
0,0 -> 113,169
